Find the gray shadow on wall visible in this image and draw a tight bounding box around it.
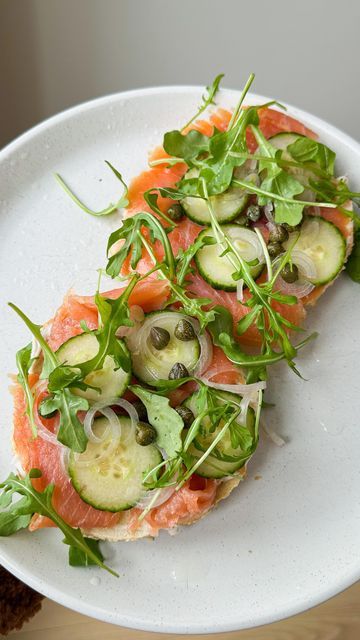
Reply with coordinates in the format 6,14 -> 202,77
0,0 -> 42,148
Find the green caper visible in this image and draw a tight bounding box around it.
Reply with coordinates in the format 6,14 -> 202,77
132,400 -> 148,422
38,397 -> 57,419
174,319 -> 196,342
246,204 -> 261,223
168,362 -> 189,380
135,421 -> 157,446
150,326 -> 170,350
175,405 -> 195,428
267,242 -> 283,258
167,203 -> 185,221
281,263 -> 299,283
269,225 -> 289,244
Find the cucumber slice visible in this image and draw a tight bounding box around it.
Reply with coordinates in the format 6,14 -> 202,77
56,332 -> 130,402
126,311 -> 200,386
283,216 -> 346,286
69,417 -> 162,511
194,225 -> 264,291
182,169 -> 248,225
184,391 -> 256,479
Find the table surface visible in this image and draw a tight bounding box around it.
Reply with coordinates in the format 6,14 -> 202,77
8,581 -> 360,640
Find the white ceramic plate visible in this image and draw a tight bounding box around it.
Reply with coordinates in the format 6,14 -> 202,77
0,87 -> 359,634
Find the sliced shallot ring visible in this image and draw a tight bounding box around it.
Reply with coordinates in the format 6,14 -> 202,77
83,405 -> 121,444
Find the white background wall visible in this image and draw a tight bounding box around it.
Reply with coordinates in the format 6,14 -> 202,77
1,0 -> 360,148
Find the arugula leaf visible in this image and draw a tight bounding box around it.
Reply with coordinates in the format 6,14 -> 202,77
164,75 -> 259,197
236,305 -> 262,336
250,126 -> 305,225
9,305 -> 57,379
73,277 -> 139,382
346,225 -> 360,282
106,213 -> 176,279
175,106 -> 260,197
55,161 -> 128,217
69,538 -> 105,567
9,303 -> 89,453
204,107 -> 259,195
0,470 -> 118,575
143,190 -> 176,227
130,386 -> 184,458
287,137 -> 336,175
261,172 -> 304,225
48,391 -> 89,450
181,73 -> 224,131
15,343 -> 37,437
47,365 -> 100,395
163,129 -> 211,164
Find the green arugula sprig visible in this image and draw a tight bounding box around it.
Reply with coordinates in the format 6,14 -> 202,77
208,305 -> 317,376
9,276 -> 141,453
139,233 -> 216,330
199,179 -> 306,372
0,469 -> 118,576
181,73 -> 224,132
15,343 -> 38,437
106,213 -> 176,279
55,161 -> 128,217
9,303 -> 89,452
137,381 -> 261,496
106,211 -> 216,329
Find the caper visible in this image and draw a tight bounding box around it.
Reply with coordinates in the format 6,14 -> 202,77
269,225 -> 289,244
174,319 -> 196,342
38,397 -> 57,419
167,203 -> 185,221
246,204 -> 261,223
281,263 -> 299,283
175,405 -> 195,428
150,326 -> 170,350
135,421 -> 157,446
267,242 -> 283,258
168,362 -> 189,380
132,400 -> 148,422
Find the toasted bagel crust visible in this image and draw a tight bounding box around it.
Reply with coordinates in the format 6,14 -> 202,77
82,471 -> 245,541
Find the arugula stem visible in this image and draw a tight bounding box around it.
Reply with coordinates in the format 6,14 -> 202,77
228,73 -> 255,129
55,174 -> 121,217
149,157 -> 184,168
177,409 -> 240,488
232,179 -> 337,208
229,151 -> 331,179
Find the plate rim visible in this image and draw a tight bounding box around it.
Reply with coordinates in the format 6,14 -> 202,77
0,84 -> 360,633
